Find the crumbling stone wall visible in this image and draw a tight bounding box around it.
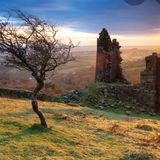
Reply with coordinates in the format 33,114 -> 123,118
95,28 -> 160,113
157,57 -> 160,112
140,53 -> 160,112
102,53 -> 160,113
95,28 -> 124,82
0,88 -> 55,102
110,39 -> 123,81
102,84 -> 157,113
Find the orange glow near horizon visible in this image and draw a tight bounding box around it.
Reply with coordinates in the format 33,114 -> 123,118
57,28 -> 160,47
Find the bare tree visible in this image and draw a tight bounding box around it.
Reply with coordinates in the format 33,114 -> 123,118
0,10 -> 75,128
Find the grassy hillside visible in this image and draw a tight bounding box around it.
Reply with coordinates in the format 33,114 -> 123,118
0,97 -> 160,160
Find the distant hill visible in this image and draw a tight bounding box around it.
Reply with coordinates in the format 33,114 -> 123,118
72,45 -> 160,53
72,45 -> 96,52
0,46 -> 160,95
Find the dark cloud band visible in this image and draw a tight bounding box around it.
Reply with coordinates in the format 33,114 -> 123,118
124,0 -> 145,5
156,0 -> 160,4
124,0 -> 160,5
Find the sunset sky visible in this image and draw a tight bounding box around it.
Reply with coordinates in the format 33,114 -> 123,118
0,0 -> 160,46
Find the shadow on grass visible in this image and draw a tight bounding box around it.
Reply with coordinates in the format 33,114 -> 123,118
41,108 -> 79,114
0,120 -> 27,128
0,124 -> 51,143
0,109 -> 34,118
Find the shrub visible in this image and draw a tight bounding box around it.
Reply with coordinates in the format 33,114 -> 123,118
136,124 -> 153,131
121,152 -> 153,160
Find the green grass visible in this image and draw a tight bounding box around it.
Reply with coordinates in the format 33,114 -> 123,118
0,97 -> 160,159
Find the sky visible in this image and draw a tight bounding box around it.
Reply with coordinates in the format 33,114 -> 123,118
0,0 -> 160,46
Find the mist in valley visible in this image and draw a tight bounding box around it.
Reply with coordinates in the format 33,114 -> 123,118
0,46 -> 160,95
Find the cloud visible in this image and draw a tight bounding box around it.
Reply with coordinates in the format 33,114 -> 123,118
57,27 -> 160,46
57,27 -> 98,45
151,28 -> 160,32
115,34 -> 160,46
0,0 -> 160,46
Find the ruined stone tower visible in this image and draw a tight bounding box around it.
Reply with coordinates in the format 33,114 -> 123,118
140,53 -> 160,112
95,28 -> 124,82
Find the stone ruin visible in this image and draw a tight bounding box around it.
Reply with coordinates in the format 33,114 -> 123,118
95,28 -> 160,113
140,53 -> 160,112
95,28 -> 124,82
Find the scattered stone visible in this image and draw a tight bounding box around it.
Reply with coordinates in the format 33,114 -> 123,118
125,105 -> 132,109
132,99 -> 137,103
73,89 -> 80,95
106,104 -> 111,108
103,88 -> 108,96
100,99 -> 105,104
98,106 -> 104,110
110,104 -> 115,107
63,95 -> 69,99
71,94 -> 80,101
149,112 -> 156,116
125,111 -> 132,116
62,89 -> 80,101
132,106 -> 136,110
101,104 -> 109,108
140,108 -> 146,113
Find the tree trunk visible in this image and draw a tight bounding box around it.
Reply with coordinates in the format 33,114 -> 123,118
32,81 -> 47,127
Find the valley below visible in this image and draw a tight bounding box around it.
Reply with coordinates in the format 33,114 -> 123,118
0,46 -> 160,95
